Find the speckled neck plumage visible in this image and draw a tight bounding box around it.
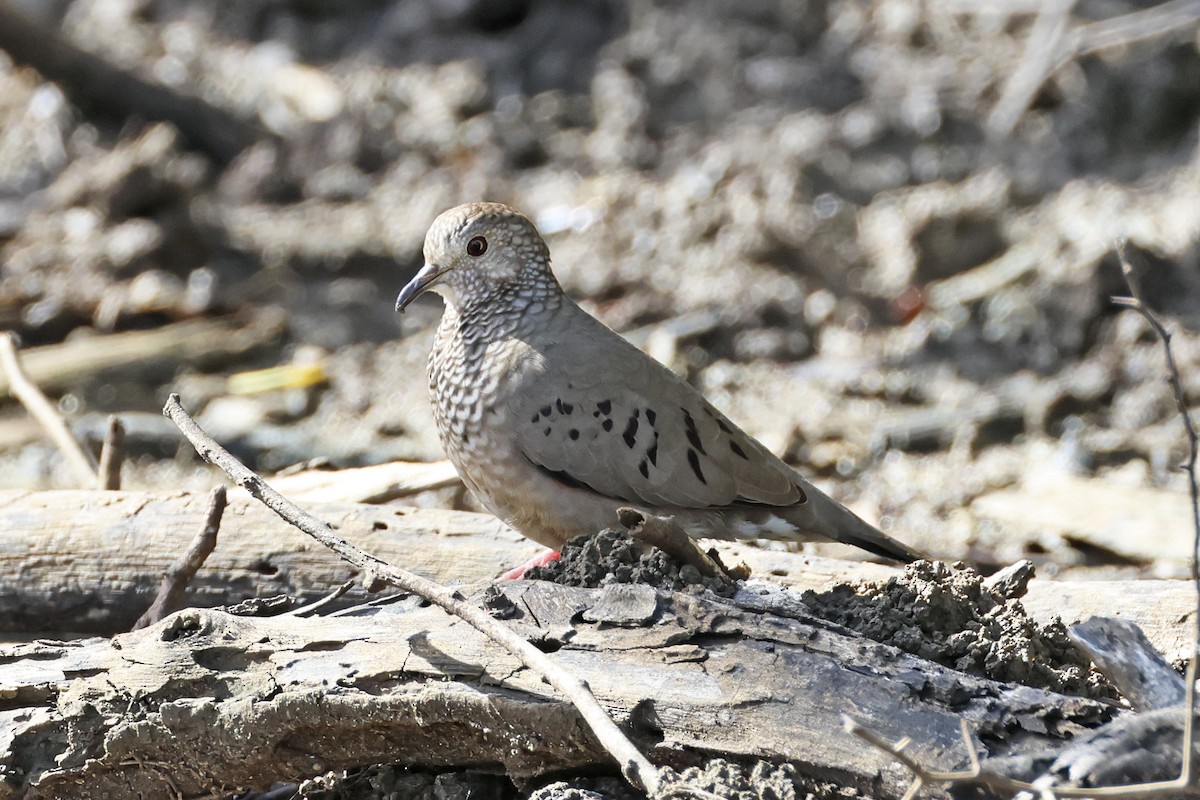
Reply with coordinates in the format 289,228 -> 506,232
426,261 -> 565,494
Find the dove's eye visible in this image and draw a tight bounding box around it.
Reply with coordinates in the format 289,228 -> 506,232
466,236 -> 488,257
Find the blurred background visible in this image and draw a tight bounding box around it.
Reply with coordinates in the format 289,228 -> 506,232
1,0 -> 1199,577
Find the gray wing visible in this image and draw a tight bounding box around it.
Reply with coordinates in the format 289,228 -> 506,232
510,314 -> 804,509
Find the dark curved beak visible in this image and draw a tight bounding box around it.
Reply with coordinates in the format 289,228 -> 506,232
395,263 -> 448,313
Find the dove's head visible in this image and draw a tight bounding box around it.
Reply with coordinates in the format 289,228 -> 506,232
396,202 -> 554,313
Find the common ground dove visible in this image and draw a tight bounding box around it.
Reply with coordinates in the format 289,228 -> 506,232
396,202 -> 923,562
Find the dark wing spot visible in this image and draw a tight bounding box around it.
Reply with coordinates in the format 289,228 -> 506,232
639,459 -> 649,479
645,408 -> 656,426
686,448 -> 707,485
647,434 -> 658,466
716,417 -> 733,435
602,418 -> 613,432
796,485 -> 807,503
525,456 -> 630,502
540,405 -> 552,417
531,412 -> 540,423
543,427 -> 552,436
597,399 -> 612,415
540,466 -> 590,491
556,399 -> 574,415
730,440 -> 750,460
682,409 -> 707,453
569,429 -> 579,440
623,412 -> 640,448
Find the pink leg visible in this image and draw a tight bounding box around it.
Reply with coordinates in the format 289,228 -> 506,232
499,548 -> 561,581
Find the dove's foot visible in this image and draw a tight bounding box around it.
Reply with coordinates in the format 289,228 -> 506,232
499,548 -> 561,581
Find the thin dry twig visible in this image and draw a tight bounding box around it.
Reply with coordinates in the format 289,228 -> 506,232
1114,239 -> 1200,786
97,415 -> 126,491
162,394 -> 663,795
987,0 -> 1076,139
133,485 -> 227,630
281,579 -> 357,617
0,331 -> 98,486
1058,0 -> 1200,73
987,0 -> 1200,138
843,717 -> 979,800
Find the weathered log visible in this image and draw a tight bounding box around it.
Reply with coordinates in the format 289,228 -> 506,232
971,474 -> 1194,566
0,489 -> 541,634
262,459 -> 461,503
1068,616 -> 1185,712
972,616 -> 1194,792
0,580 -> 1114,800
1,490 -> 1196,659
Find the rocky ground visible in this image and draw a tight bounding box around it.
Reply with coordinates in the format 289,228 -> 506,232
1,0 -> 1200,797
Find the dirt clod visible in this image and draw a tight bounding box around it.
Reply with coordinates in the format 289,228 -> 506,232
802,561 -> 1116,699
525,528 -> 740,596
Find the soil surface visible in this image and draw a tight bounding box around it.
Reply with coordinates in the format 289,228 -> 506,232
525,528 -> 742,596
1,1 -> 1199,583
534,528 -> 1116,699
2,1 -> 1199,798
802,560 -> 1117,699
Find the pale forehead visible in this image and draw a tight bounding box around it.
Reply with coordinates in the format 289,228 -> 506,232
428,202 -> 536,244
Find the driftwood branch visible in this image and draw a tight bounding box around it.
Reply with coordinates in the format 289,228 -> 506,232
1069,617 -> 1185,712
161,394 -> 663,795
987,0 -> 1200,138
0,331 -> 97,486
987,0 -> 1075,138
262,458 -> 460,503
132,485 -> 227,630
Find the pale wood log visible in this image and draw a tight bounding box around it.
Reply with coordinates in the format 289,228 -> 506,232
0,581 -> 1114,800
260,459 -> 461,503
1,490 -> 1195,658
0,489 -> 542,634
970,474 -> 1193,565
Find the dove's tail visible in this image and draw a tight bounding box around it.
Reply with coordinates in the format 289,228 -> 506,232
772,484 -> 927,563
